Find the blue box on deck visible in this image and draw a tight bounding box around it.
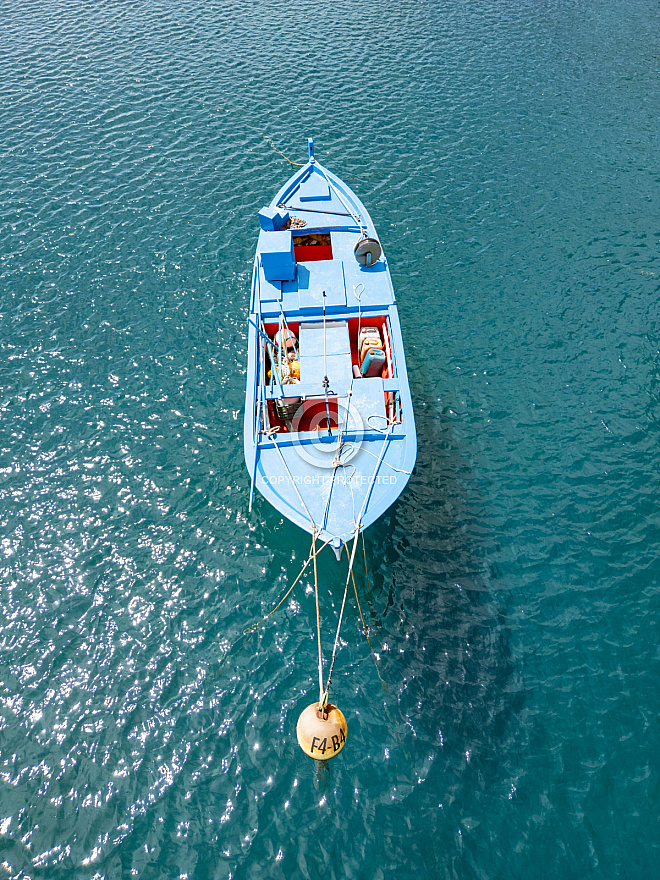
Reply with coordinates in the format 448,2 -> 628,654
258,206 -> 290,231
260,230 -> 296,281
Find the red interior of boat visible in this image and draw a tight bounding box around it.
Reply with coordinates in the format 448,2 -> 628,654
294,244 -> 333,262
264,321 -> 300,339
293,233 -> 333,263
345,316 -> 390,378
264,317 -> 391,377
263,315 -> 394,432
266,398 -> 340,434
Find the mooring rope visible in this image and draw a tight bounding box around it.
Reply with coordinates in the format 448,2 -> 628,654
216,533 -> 332,672
256,378 -> 397,712
362,530 -> 371,599
349,548 -> 388,690
264,136 -> 304,166
265,427 -> 317,532
312,533 -> 325,705
218,525 -> 388,707
321,528 -> 360,707
318,412 -> 397,702
262,427 -> 328,706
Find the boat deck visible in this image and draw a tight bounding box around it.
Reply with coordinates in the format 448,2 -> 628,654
256,238 -> 394,319
245,148 -> 416,545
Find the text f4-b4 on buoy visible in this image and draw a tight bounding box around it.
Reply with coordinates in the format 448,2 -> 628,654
296,703 -> 347,760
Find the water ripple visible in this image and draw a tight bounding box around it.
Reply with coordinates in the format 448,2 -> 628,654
1,0 -> 659,877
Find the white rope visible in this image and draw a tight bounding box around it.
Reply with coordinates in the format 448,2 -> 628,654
336,440 -> 411,475
312,534 -> 324,704
263,428 -> 326,704
321,292 -> 333,436
219,533 -> 333,673
328,448 -> 358,534
322,529 -> 360,707
353,283 -> 364,358
265,348 -> 397,709
265,427 -> 317,532
264,403 -> 394,711
355,426 -> 393,527
315,165 -> 366,237
319,372 -> 358,534
320,422 -> 395,704
277,302 -> 299,359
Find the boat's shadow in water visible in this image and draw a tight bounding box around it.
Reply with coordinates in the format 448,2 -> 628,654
353,385 -> 525,786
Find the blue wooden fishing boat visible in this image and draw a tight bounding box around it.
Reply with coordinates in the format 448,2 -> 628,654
244,139 -> 416,558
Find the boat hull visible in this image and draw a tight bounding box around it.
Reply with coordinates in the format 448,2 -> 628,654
244,145 -> 416,548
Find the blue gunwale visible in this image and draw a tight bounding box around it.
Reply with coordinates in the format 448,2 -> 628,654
243,142 -> 417,548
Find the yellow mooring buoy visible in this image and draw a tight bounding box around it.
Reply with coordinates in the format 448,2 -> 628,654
296,702 -> 347,760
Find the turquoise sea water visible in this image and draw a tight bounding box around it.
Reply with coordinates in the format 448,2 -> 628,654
1,1 -> 659,877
